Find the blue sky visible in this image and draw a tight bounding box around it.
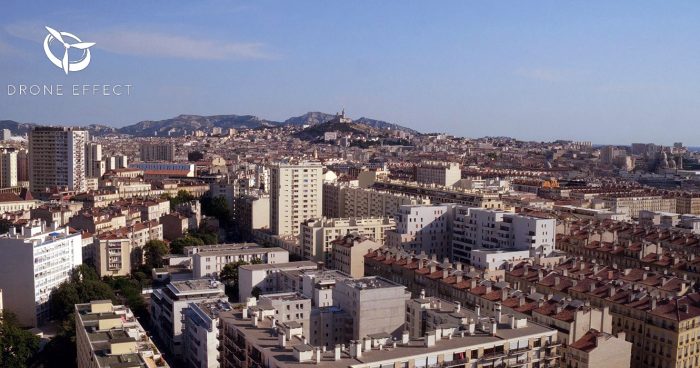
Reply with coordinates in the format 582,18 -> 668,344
1,1 -> 698,144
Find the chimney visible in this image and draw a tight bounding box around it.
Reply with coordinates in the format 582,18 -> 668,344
554,277 -> 561,286
424,331 -> 436,347
333,344 -> 340,361
651,298 -> 657,310
491,318 -> 498,336
468,320 -> 476,335
363,337 -> 371,352
242,308 -> 248,319
475,305 -> 481,317
495,303 -> 502,322
401,330 -> 409,344
315,347 -> 321,364
420,289 -> 426,299
519,296 -> 526,307
350,341 -> 362,358
456,274 -> 463,283
279,331 -> 286,348
252,311 -> 259,327
608,288 -> 616,297
454,301 -> 461,313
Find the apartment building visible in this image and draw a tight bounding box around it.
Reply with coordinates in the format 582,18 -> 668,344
139,142 -> 175,162
191,244 -> 289,278
182,299 -> 232,368
322,182 -> 430,219
0,220 -> 82,326
219,295 -> 559,368
233,194 -> 270,239
566,330 -> 631,368
333,276 -> 411,340
270,162 -> 323,236
93,220 -> 163,277
331,234 -> 379,278
373,179 -> 504,209
0,192 -> 39,213
238,261 -> 318,303
600,193 -> 676,218
29,126 -> 88,192
85,142 -> 106,179
415,161 -> 461,187
452,207 -> 556,266
150,279 -> 226,358
299,217 -> 395,264
0,148 -> 18,188
386,204 -> 455,260
75,300 -> 169,368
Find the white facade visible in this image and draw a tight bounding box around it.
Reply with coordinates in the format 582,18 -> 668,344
300,217 -> 395,264
386,204 -> 454,260
416,161 -> 461,187
0,220 -> 82,326
0,149 -> 18,188
192,245 -> 289,279
150,279 -> 226,358
183,300 -> 230,368
238,261 -> 318,302
269,162 -> 323,236
452,207 -> 556,265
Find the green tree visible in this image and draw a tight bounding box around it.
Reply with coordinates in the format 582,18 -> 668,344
0,312 -> 41,368
170,235 -> 204,254
251,286 -> 262,299
0,219 -> 12,234
190,229 -> 218,245
219,260 -> 249,301
202,195 -> 232,226
168,190 -> 196,210
144,240 -> 169,268
187,150 -> 204,162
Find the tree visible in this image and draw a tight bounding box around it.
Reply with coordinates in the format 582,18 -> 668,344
201,195 -> 232,226
190,229 -> 218,245
251,286 -> 262,299
187,150 -> 204,162
0,312 -> 40,368
0,219 -> 12,235
170,235 -> 204,254
168,190 -> 196,210
219,260 -> 249,301
144,240 -> 169,268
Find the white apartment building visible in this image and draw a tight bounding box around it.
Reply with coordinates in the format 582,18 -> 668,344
75,300 -> 169,368
0,149 -> 18,188
299,217 -> 395,264
332,276 -> 411,340
29,126 -> 88,192
191,244 -> 289,278
85,142 -> 106,178
386,204 -> 455,260
182,299 -> 231,368
0,220 -> 82,326
323,182 -> 431,219
415,161 -> 461,187
270,162 -> 323,236
238,261 -> 318,302
452,207 -> 556,267
150,279 -> 226,358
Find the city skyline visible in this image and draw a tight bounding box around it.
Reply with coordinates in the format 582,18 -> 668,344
2,1 -> 700,145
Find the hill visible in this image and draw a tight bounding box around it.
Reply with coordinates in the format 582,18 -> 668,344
117,114 -> 278,137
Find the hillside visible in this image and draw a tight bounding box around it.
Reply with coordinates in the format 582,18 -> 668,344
117,114 -> 278,137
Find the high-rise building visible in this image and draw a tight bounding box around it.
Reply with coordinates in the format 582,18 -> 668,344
300,217 -> 395,264
16,149 -> 28,183
85,142 -> 106,178
0,220 -> 82,327
28,126 -> 88,192
269,162 -> 323,236
1,129 -> 11,140
139,142 -> 175,161
0,149 -> 18,188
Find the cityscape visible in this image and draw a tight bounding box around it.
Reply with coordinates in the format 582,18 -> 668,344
2,2 -> 700,368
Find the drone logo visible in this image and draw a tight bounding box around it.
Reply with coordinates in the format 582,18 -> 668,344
43,26 -> 95,74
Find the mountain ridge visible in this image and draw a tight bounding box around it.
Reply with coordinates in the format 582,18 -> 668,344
0,112 -> 419,137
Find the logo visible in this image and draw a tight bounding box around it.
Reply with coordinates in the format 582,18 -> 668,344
43,26 -> 95,74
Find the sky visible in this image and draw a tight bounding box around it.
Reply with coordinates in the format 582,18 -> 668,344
1,1 -> 699,145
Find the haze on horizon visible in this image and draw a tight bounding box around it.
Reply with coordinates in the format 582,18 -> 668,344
1,0 -> 698,146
